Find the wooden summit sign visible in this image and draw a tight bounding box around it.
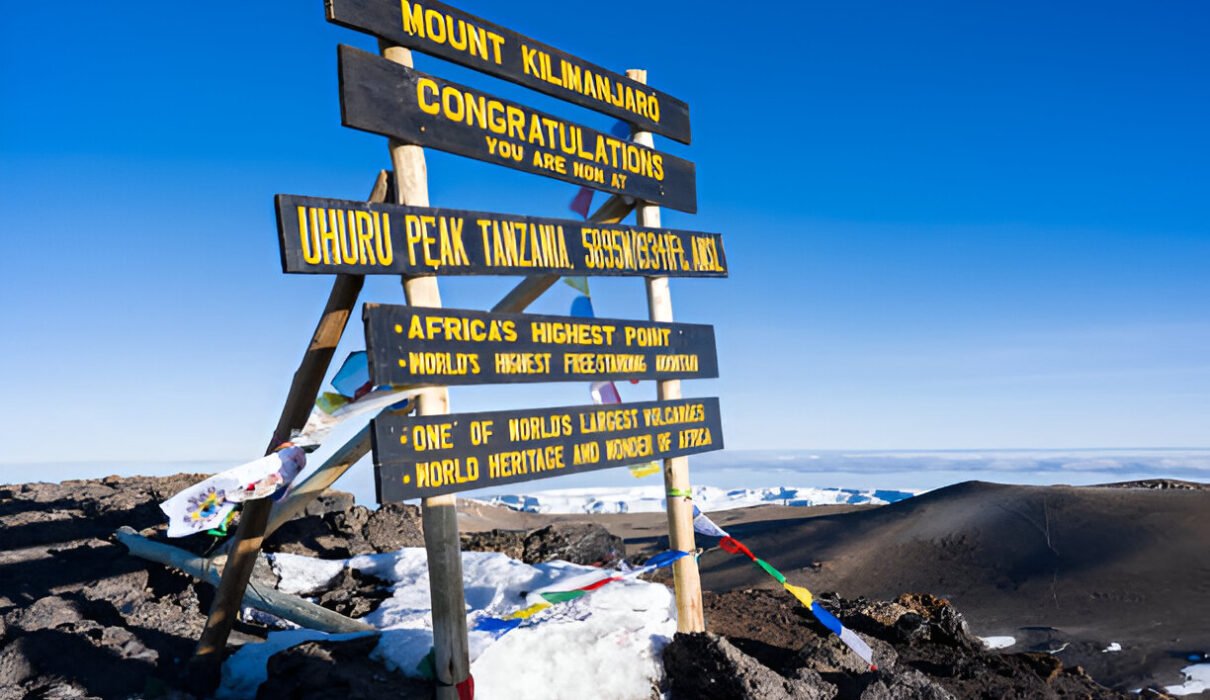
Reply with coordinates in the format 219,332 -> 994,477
194,3 -> 716,693
326,0 -> 692,144
372,398 -> 723,501
364,304 -> 718,387
276,194 -> 727,277
338,44 -> 698,213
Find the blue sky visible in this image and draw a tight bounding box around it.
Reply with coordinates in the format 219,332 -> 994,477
1,1 -> 1207,464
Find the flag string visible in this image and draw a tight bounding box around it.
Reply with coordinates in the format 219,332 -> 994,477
694,506 -> 876,669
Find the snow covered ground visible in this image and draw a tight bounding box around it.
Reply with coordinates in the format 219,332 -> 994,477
477,484 -> 918,514
979,636 -> 1016,650
219,549 -> 677,700
1166,663 -> 1210,696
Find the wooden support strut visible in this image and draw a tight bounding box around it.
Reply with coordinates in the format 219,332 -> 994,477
188,172 -> 388,684
117,528 -> 373,635
629,68 -> 707,633
379,40 -> 469,700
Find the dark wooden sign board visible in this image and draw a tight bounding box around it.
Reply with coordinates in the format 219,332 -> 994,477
372,397 -> 723,501
339,44 -> 698,213
326,0 -> 692,144
277,194 -> 727,277
195,3 -> 715,692
364,304 -> 718,387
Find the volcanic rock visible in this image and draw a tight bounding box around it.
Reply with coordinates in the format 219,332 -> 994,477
264,501 -> 424,557
460,528 -> 525,560
313,567 -> 394,619
1,474 -> 1194,698
257,635 -> 432,700
461,522 -> 623,566
663,632 -> 837,700
690,588 -> 1133,700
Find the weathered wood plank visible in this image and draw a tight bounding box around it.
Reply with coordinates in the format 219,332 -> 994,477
372,398 -> 724,502
189,173 -> 387,680
326,0 -> 692,143
629,68 -> 707,634
117,527 -> 374,635
339,45 -> 698,213
378,40 -> 470,700
276,194 -> 727,277
364,305 -> 719,386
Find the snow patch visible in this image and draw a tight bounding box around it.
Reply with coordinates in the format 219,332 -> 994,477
269,554 -> 346,595
219,629 -> 372,699
1166,664 -> 1210,696
471,582 -> 674,700
479,484 -> 918,514
980,636 -> 1016,650
1103,642 -> 1121,653
221,548 -> 676,698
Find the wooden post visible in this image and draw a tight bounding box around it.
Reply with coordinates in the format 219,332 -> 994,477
588,193 -> 637,225
379,40 -> 470,700
490,274 -> 560,314
628,68 -> 706,633
189,173 -> 388,685
117,528 -> 374,634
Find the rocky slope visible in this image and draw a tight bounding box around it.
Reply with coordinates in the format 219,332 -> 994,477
0,475 -> 1181,699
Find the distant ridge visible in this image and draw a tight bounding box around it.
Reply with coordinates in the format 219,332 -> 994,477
695,480 -> 1210,693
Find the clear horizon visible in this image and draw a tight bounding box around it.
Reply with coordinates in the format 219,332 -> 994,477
7,447 -> 1209,509
7,445 -> 1210,466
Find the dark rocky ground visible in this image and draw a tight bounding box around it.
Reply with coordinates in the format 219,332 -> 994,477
663,590 -> 1167,700
688,479 -> 1210,695
0,474 -> 1187,698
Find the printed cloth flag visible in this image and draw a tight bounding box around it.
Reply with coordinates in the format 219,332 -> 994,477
691,505 -> 730,538
590,380 -> 622,406
293,351 -> 416,449
160,351 -> 416,537
569,294 -> 595,319
627,463 -> 662,478
159,446 -> 307,538
293,386 -> 415,449
692,507 -> 876,668
474,550 -> 689,635
563,276 -> 591,297
569,187 -> 594,219
331,350 -> 371,398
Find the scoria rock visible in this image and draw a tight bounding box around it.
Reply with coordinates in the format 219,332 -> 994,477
857,668 -> 955,700
257,635 -> 432,700
663,632 -> 838,700
522,523 -> 624,566
461,522 -> 624,566
362,502 -> 424,553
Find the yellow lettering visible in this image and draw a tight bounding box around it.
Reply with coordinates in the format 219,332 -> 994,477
417,78 -> 440,115
298,206 -> 320,265
401,1 -> 425,37
376,211 -> 393,265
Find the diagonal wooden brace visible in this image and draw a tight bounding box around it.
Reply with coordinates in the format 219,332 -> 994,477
116,527 -> 373,634
187,172 -> 390,682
